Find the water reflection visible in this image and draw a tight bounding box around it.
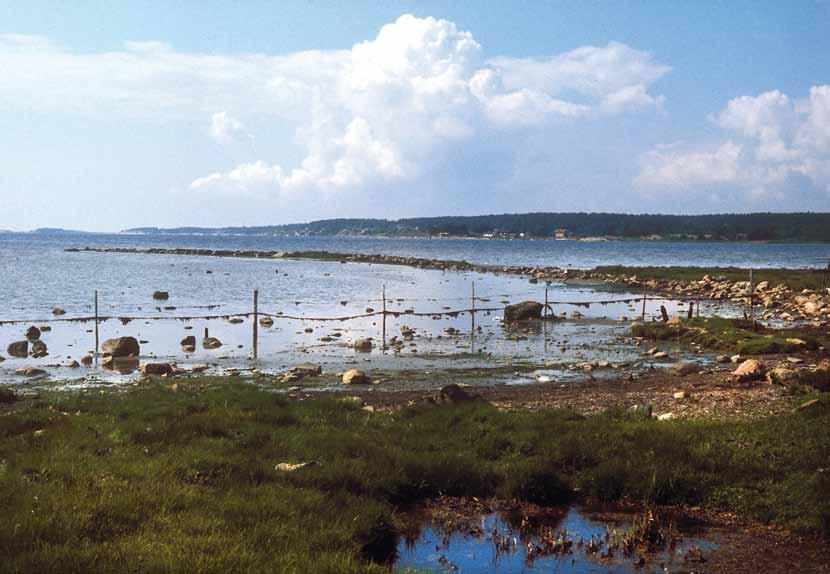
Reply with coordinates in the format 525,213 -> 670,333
396,506 -> 714,573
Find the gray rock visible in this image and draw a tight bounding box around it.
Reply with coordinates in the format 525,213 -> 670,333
437,384 -> 478,403
353,338 -> 373,352
102,336 -> 140,358
671,362 -> 699,376
202,336 -> 222,349
504,301 -> 544,322
152,291 -> 170,300
7,341 -> 28,358
141,363 -> 174,376
16,366 -> 47,377
52,307 -> 66,316
25,326 -> 41,341
342,369 -> 370,384
30,340 -> 48,358
181,335 -> 196,347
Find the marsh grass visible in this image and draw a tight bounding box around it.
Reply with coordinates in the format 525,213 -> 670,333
1,380 -> 828,573
631,316 -> 825,354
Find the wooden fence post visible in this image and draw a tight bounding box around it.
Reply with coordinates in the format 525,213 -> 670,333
94,290 -> 99,362
470,281 -> 476,352
382,284 -> 386,352
641,287 -> 647,320
748,269 -> 754,323
253,289 -> 259,360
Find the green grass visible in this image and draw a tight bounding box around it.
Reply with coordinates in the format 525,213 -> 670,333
1,381 -> 828,573
632,316 -> 825,354
593,265 -> 828,292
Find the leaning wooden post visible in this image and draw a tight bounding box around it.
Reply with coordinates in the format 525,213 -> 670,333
381,284 -> 387,352
252,289 -> 259,360
544,286 -> 549,320
94,290 -> 99,361
748,269 -> 754,324
641,287 -> 647,320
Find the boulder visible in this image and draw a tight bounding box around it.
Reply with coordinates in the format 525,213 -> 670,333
30,340 -> 48,358
141,362 -> 174,376
437,384 -> 477,403
25,326 -> 41,341
342,369 -> 370,385
767,367 -> 798,385
102,336 -> 140,358
259,316 -> 274,327
292,362 -> 322,376
671,362 -> 699,376
66,360 -> 80,368
16,367 -> 46,377
7,340 -> 28,358
353,338 -> 373,352
673,391 -> 689,400
202,337 -> 222,349
81,354 -> 93,366
181,335 -> 196,347
152,291 -> 170,300
732,359 -> 765,382
51,307 -> 66,316
504,301 -> 544,322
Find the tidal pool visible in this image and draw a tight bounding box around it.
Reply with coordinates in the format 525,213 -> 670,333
396,506 -> 714,573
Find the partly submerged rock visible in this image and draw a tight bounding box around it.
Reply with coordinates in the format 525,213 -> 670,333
504,301 -> 544,323
353,338 -> 373,352
202,337 -> 222,349
16,366 -> 46,377
102,336 -> 140,358
7,340 -> 28,358
152,291 -> 170,300
25,326 -> 41,341
30,340 -> 48,358
51,307 -> 66,316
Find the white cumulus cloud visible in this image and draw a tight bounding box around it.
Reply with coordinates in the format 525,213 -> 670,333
635,86 -> 830,200
0,15 -> 670,208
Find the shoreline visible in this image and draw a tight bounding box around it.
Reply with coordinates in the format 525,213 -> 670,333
66,246 -> 830,323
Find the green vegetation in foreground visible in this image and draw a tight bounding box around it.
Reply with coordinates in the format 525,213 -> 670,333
594,265 -> 827,292
1,381 -> 829,573
631,316 -> 828,355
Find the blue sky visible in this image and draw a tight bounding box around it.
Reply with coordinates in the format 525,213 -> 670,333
1,1 -> 829,231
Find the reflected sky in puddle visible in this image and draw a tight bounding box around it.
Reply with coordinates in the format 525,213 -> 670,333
396,507 -> 714,574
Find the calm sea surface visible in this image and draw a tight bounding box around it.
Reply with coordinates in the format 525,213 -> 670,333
0,233 -> 823,383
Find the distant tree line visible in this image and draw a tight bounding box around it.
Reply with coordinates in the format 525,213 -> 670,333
124,212 -> 830,242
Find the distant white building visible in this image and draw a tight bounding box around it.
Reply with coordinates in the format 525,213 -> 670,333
553,228 -> 569,240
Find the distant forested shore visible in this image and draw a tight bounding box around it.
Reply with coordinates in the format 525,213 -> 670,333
121,212 -> 830,242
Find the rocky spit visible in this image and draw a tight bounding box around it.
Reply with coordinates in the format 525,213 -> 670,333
67,246 -> 828,323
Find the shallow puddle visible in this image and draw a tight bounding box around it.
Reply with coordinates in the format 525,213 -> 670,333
396,506 -> 714,573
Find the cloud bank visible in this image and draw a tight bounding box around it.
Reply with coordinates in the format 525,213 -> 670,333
0,15 -> 669,208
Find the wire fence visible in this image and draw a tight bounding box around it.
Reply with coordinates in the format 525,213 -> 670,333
0,281 -> 703,362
